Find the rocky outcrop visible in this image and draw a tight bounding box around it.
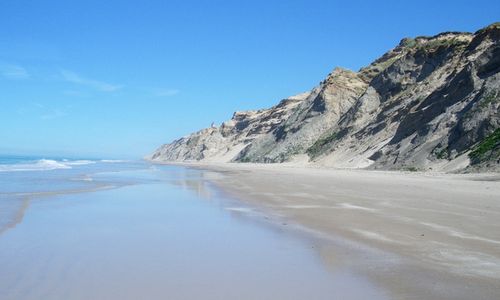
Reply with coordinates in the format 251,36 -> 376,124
149,23 -> 500,172
149,92 -> 308,162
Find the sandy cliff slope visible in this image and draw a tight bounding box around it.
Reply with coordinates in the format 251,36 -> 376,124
149,23 -> 500,172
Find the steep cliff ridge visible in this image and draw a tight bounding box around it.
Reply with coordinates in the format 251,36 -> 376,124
149,92 -> 309,163
149,23 -> 500,172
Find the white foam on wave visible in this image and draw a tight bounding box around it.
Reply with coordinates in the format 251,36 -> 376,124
0,159 -> 72,172
0,157 -> 127,172
64,160 -> 96,166
76,175 -> 94,182
0,158 -> 99,172
100,159 -> 127,163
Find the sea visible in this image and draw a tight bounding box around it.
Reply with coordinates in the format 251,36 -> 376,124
0,155 -> 386,300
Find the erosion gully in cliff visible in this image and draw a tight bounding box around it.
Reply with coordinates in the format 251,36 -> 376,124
149,23 -> 500,172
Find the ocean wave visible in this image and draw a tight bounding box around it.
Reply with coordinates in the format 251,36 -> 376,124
0,159 -> 73,172
73,175 -> 94,182
0,158 -> 127,172
63,160 -> 96,166
0,159 -> 97,172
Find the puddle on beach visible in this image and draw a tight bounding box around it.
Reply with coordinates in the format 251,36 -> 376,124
0,164 -> 387,300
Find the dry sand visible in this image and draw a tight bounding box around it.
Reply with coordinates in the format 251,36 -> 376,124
169,162 -> 500,300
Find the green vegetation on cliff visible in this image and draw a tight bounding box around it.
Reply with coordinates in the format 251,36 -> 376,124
306,132 -> 338,158
469,129 -> 500,163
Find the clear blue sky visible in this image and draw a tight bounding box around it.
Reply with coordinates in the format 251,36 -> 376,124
1,0 -> 498,158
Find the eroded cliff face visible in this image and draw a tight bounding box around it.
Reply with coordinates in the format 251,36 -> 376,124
149,23 -> 500,172
149,92 -> 308,162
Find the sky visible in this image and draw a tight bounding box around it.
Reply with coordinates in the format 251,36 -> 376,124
1,0 -> 498,158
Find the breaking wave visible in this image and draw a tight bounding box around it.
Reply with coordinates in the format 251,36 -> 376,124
0,159 -> 96,172
62,159 -> 96,166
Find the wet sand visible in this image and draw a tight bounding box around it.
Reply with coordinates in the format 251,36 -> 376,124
0,165 -> 388,300
181,162 -> 500,300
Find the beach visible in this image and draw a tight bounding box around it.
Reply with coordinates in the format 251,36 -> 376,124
181,162 -> 500,300
0,160 -> 388,300
1,157 -> 499,299
2,2 -> 499,299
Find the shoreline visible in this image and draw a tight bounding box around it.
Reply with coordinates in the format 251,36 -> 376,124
1,163 -> 390,300
150,159 -> 500,179
152,161 -> 500,299
0,179 -> 132,237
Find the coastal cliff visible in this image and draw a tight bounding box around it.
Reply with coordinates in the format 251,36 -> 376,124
149,23 -> 500,172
